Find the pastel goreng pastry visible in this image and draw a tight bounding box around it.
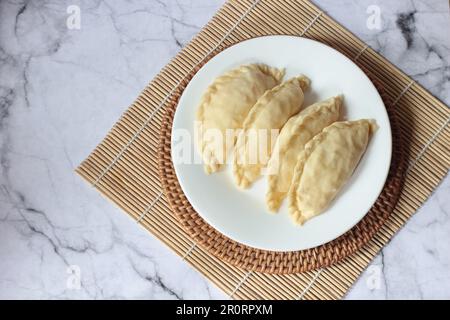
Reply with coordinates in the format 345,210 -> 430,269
196,63 -> 284,174
288,119 -> 378,225
233,75 -> 310,188
266,95 -> 342,212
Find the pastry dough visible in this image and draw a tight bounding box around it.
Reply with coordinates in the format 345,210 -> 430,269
266,96 -> 342,212
288,119 -> 378,225
233,76 -> 310,188
196,64 -> 284,174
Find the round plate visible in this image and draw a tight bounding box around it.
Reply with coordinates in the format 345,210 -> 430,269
171,36 -> 392,252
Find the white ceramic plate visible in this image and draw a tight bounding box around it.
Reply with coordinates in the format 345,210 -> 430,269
171,36 -> 391,252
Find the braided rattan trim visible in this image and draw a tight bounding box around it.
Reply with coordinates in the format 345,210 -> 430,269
157,43 -> 406,274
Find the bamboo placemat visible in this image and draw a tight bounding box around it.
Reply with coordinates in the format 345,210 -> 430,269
76,0 -> 450,299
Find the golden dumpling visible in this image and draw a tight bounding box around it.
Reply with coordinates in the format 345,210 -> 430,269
266,96 -> 342,212
288,119 -> 378,225
233,76 -> 310,188
196,64 -> 284,174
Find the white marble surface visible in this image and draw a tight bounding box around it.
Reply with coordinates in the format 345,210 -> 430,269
0,0 -> 448,299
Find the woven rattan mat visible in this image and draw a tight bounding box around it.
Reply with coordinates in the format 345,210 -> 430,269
77,0 -> 450,299
159,64 -> 405,274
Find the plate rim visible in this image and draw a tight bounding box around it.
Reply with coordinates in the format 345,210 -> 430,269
171,35 -> 392,252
